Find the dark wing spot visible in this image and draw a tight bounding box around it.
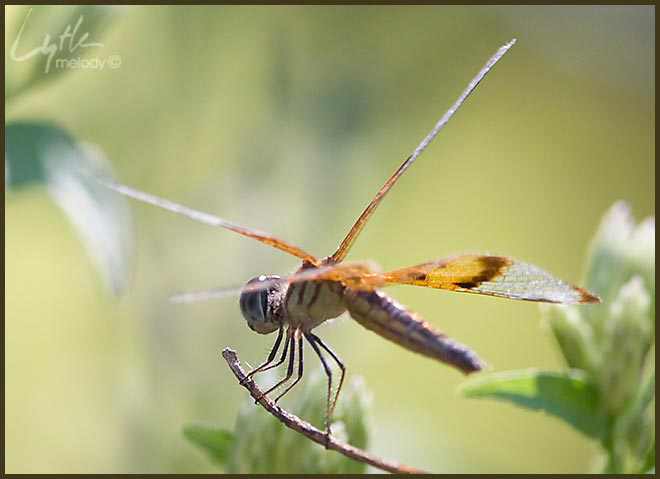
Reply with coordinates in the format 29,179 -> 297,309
477,256 -> 511,280
409,271 -> 427,281
577,287 -> 601,304
457,256 -> 511,289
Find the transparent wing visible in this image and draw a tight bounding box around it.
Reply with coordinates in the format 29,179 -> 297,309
381,254 -> 600,304
99,178 -> 319,265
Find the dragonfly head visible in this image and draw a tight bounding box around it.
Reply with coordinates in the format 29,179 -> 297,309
239,275 -> 282,334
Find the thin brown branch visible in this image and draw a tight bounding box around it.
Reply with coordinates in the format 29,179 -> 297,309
222,348 -> 427,474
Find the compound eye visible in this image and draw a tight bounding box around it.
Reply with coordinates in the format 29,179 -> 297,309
239,275 -> 279,334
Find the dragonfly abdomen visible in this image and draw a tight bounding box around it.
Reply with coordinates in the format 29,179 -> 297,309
344,289 -> 485,374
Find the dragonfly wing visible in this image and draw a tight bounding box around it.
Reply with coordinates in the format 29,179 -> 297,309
170,261 -> 381,303
99,178 -> 319,265
326,40 -> 516,265
382,255 -> 600,304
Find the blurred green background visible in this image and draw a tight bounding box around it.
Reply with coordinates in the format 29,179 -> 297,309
5,5 -> 654,473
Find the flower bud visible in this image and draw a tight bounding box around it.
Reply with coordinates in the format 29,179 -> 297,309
595,277 -> 651,414
541,304 -> 599,374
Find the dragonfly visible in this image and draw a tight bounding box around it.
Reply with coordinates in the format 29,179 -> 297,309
101,39 -> 599,435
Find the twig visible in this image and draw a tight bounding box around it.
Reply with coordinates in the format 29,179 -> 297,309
222,348 -> 427,474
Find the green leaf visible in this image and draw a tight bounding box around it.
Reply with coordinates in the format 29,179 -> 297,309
5,122 -> 132,295
608,364 -> 655,474
460,369 -> 606,440
183,424 -> 234,469
639,439 -> 655,474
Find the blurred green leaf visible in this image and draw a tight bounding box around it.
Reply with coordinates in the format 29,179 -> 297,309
640,439 -> 655,474
460,369 -> 606,440
5,122 -> 132,295
183,424 -> 234,469
607,363 -> 655,474
636,362 -> 655,414
5,5 -> 126,100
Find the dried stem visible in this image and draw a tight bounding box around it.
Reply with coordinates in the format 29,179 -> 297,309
222,348 -> 427,474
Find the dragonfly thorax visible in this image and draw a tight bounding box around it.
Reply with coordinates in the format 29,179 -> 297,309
239,275 -> 284,334
284,279 -> 347,330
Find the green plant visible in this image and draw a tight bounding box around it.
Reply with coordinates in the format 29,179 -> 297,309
184,370 -> 372,473
461,201 -> 655,474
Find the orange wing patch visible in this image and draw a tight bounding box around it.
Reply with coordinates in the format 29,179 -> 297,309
313,262 -> 385,291
383,255 -> 599,305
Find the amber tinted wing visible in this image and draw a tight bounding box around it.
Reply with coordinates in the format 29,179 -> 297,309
382,255 -> 600,304
326,40 -> 517,265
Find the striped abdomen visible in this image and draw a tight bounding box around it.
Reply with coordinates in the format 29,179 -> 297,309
343,289 -> 485,374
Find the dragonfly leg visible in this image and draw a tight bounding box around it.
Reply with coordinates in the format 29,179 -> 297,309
305,332 -> 334,447
240,323 -> 285,385
273,329 -> 304,403
255,329 -> 292,375
257,332 -> 296,402
309,332 -> 346,423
